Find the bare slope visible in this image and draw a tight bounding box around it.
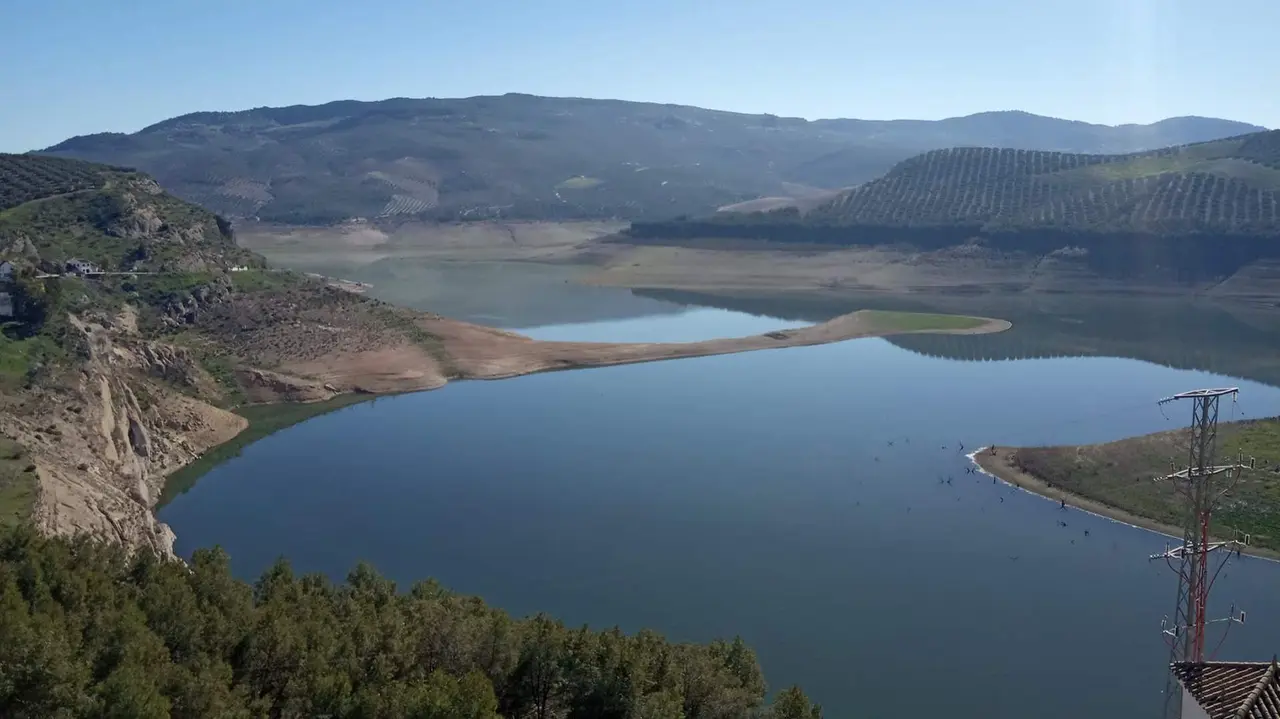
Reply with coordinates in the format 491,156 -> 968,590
40,94 -> 1264,224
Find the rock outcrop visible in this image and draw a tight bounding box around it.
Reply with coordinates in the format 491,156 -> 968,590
1,311 -> 246,558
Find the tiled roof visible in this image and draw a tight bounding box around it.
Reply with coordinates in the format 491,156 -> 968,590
1173,660 -> 1280,719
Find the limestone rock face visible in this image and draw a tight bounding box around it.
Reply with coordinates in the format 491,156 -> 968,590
1,315 -> 247,559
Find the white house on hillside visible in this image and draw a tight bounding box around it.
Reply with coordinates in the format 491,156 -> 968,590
66,258 -> 103,276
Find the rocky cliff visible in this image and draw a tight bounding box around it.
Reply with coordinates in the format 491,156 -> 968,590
1,309 -> 246,555
0,155 -> 398,555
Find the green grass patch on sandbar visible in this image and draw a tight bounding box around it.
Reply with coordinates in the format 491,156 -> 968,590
158,393 -> 375,506
556,176 -> 604,190
0,437 -> 37,529
860,310 -> 988,333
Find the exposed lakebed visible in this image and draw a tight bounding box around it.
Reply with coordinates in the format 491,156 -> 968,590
159,281 -> 1280,719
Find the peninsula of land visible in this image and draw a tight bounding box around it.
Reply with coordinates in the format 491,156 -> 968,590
296,308 -> 1008,394
973,418 -> 1280,558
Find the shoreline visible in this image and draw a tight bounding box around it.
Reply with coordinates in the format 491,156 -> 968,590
236,221 -> 1280,305
443,313 -> 1014,382
279,309 -> 1013,395
156,310 -> 1012,510
970,447 -> 1280,562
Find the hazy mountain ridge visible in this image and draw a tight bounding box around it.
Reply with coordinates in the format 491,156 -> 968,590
40,94 -> 1266,225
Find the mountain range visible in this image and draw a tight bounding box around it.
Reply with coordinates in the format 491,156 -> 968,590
40,94 -> 1267,225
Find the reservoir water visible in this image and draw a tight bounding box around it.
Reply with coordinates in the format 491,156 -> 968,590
159,283 -> 1280,719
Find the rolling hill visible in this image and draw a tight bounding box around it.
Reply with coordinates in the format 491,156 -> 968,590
807,129 -> 1280,233
625,131 -> 1280,284
0,155 -> 257,276
633,130 -> 1280,238
39,94 -> 1265,225
0,154 -> 139,211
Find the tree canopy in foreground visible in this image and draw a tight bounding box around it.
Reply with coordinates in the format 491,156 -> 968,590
0,527 -> 821,718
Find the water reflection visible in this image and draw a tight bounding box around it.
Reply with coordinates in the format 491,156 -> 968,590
159,291 -> 1280,719
520,307 -> 808,342
637,289 -> 1280,389
276,257 -> 686,327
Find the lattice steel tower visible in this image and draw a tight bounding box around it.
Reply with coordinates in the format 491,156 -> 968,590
1153,388 -> 1249,719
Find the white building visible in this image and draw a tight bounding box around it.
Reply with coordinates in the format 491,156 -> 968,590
66,258 -> 103,276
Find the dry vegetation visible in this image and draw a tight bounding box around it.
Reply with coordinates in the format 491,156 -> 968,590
0,437 -> 36,529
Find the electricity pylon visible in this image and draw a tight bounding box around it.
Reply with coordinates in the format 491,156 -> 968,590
1152,388 -> 1249,719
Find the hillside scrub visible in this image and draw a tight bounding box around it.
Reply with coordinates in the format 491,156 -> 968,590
0,526 -> 822,718
0,438 -> 36,529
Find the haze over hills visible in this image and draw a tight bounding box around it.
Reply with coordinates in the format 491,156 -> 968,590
40,94 -> 1266,225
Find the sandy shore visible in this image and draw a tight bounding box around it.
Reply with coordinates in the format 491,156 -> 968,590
286,310 -> 1012,394
237,221 -> 1280,303
972,447 -> 1279,561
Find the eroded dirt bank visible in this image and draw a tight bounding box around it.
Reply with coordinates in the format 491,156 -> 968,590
1,315 -> 249,556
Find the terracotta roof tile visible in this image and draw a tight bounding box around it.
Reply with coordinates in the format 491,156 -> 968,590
1173,660 -> 1280,719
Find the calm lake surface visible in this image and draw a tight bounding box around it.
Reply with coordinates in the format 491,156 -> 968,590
160,278 -> 1280,719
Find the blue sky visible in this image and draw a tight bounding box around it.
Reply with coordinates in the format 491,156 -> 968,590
2,0 -> 1276,152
